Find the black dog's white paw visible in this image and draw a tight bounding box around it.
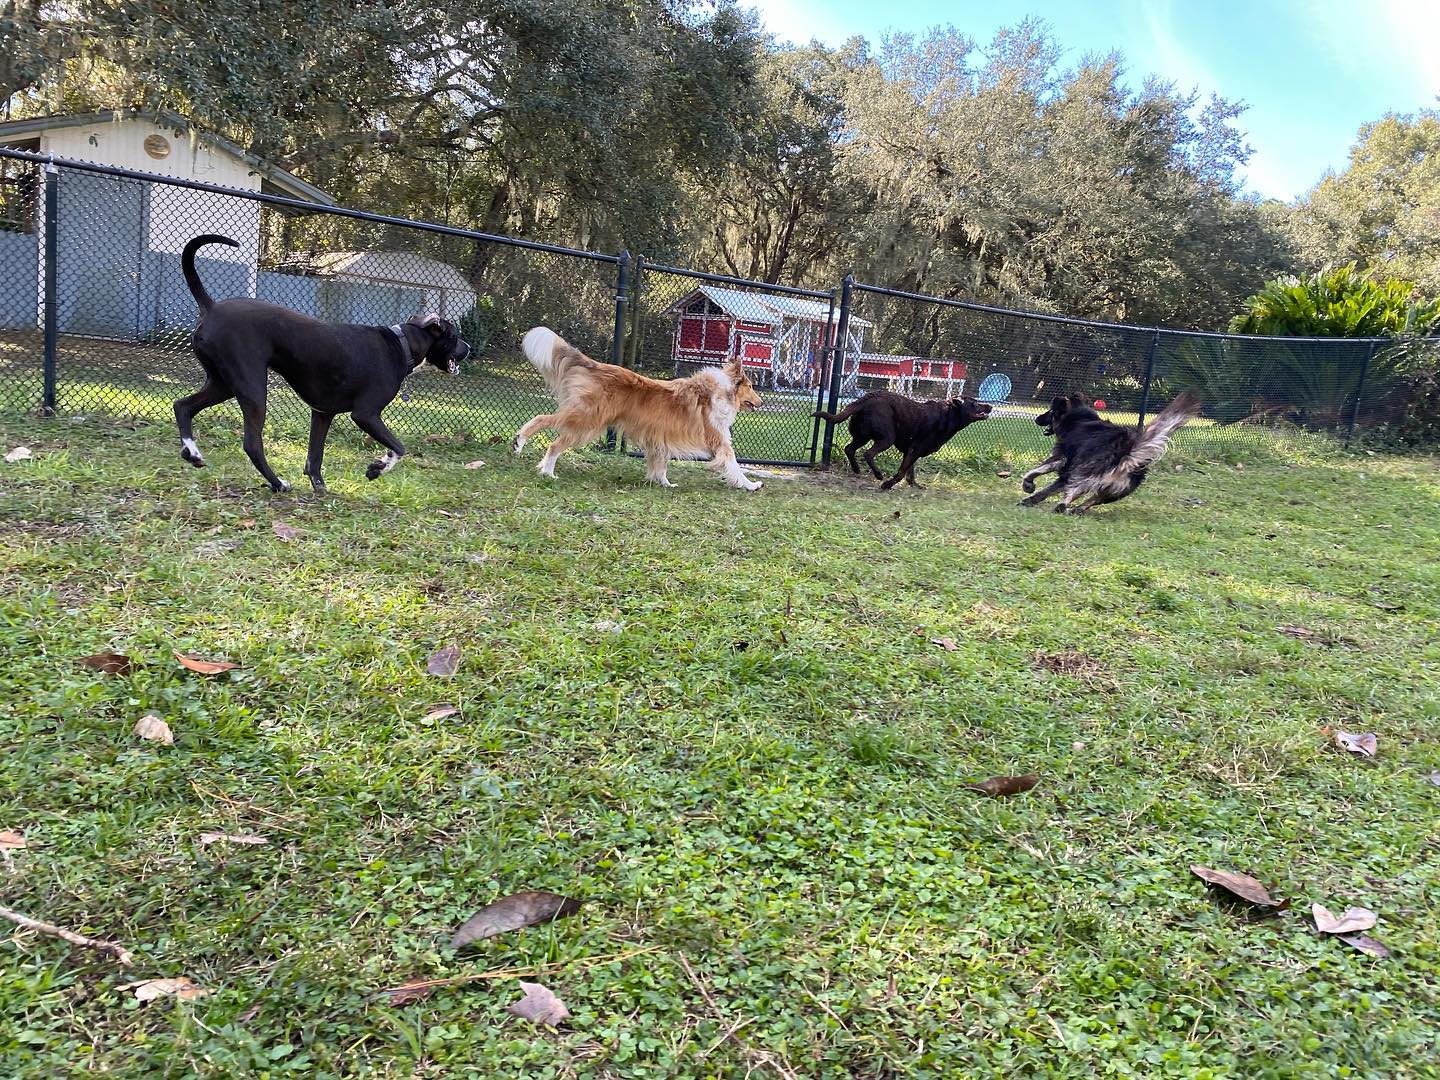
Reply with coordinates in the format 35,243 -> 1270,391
271,478 -> 291,493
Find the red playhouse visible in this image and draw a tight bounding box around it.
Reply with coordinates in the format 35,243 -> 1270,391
665,286 -> 965,397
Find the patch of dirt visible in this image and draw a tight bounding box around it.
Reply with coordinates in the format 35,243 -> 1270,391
1033,650 -> 1111,683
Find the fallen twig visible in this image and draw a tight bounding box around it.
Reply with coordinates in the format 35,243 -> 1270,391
374,944 -> 660,999
0,905 -> 134,966
677,952 -> 800,1080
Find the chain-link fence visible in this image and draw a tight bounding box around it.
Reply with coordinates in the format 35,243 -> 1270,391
0,145 -> 1421,472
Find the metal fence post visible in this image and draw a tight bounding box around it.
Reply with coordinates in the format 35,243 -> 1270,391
1135,328 -> 1160,428
820,275 -> 854,467
1345,340 -> 1378,449
41,159 -> 59,416
606,250 -> 631,450
809,288 -> 837,465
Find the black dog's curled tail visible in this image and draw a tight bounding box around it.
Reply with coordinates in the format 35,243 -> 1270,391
813,401 -> 861,423
181,234 -> 239,312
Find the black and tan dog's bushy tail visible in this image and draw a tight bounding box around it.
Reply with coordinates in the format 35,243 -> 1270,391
181,234 -> 239,312
1108,391 -> 1202,479
812,401 -> 862,424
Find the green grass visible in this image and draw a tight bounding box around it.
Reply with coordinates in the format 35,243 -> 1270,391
2,415 -> 1439,1078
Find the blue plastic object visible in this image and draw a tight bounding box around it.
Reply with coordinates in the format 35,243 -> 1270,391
976,373 -> 1011,402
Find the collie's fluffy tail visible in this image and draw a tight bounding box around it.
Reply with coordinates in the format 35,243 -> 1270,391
812,400 -> 861,424
522,326 -> 596,403
181,234 -> 239,312
1108,391 -> 1202,479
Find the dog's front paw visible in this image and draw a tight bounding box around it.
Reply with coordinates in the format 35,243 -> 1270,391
180,439 -> 205,468
744,479 -> 763,492
512,436 -> 525,456
1021,477 -> 1036,493
272,478 -> 291,493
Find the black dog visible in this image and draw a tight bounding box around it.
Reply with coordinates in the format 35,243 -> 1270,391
173,234 -> 471,493
815,391 -> 992,489
1020,392 -> 1201,513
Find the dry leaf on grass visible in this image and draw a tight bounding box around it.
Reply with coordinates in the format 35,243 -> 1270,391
420,705 -> 461,723
1326,728 -> 1378,758
449,891 -> 582,949
1034,651 -> 1104,677
930,637 -> 960,652
272,521 -> 301,541
174,652 -> 240,675
0,830 -> 26,850
508,981 -> 570,1026
1190,865 -> 1288,910
78,652 -> 135,675
121,977 -> 212,1003
1311,903 -> 1377,935
198,833 -> 268,847
463,460 -> 486,470
379,981 -> 435,1006
1339,933 -> 1390,958
237,518 -> 257,528
134,715 -> 174,745
427,645 -> 461,677
1275,625 -> 1318,641
969,774 -> 1039,798
995,470 -> 1012,478
5,446 -> 32,462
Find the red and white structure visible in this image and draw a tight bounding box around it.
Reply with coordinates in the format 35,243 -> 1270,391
666,285 -> 965,397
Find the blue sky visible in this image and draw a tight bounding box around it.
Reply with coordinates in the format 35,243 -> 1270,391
746,0 -> 1440,201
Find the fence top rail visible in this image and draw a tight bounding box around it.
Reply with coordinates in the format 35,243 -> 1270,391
851,280 -> 1393,347
639,259 -> 832,300
0,144 -> 621,265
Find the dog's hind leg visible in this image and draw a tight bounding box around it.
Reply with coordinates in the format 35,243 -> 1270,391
303,411 -> 335,492
514,413 -> 561,455
173,379 -> 234,468
862,439 -> 893,481
351,412 -> 407,481
1019,477 -> 1064,506
643,447 -> 675,487
236,395 -> 290,493
844,438 -> 863,475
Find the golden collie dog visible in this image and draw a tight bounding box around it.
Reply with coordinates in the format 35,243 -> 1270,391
514,327 -> 765,491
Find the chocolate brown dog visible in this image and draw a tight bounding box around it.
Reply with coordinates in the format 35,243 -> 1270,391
815,391 -> 992,489
174,234 -> 470,493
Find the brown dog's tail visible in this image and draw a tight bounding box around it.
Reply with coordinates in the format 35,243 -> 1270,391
1106,391 -> 1202,480
812,400 -> 862,424
181,234 -> 239,312
522,326 -> 597,403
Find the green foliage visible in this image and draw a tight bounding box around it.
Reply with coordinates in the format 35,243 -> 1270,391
1229,264 -> 1440,338
2,420 -> 1439,1076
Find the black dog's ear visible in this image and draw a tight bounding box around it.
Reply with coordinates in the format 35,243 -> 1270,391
410,312 -> 446,333
1068,393 -> 1085,407
1051,396 -> 1069,413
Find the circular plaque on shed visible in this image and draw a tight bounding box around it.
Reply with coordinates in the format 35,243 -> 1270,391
144,134 -> 171,160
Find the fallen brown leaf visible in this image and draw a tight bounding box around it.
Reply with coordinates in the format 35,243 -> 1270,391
237,518 -> 257,528
5,445 -> 32,462
0,830 -> 26,850
463,459 -> 486,470
198,833 -> 269,847
969,774 -> 1039,798
380,981 -> 435,1006
174,652 -> 240,675
134,715 -> 174,745
426,645 -> 461,677
121,977 -> 212,1003
449,891 -> 581,949
995,470 -> 1012,478
272,521 -> 301,541
1339,933 -> 1390,958
1327,728 -> 1378,758
930,637 -> 960,652
1190,865 -> 1287,909
78,652 -> 135,675
1276,625 -> 1317,640
421,705 -> 461,723
1311,903 -> 1377,935
508,981 -> 570,1026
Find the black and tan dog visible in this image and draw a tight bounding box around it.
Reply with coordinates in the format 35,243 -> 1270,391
173,234 -> 470,493
814,390 -> 992,490
1020,392 -> 1201,513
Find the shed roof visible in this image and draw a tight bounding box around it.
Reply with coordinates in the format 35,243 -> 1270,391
666,285 -> 872,328
0,110 -> 334,206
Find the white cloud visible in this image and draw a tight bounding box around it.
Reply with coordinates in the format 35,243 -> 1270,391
1303,0 -> 1440,105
